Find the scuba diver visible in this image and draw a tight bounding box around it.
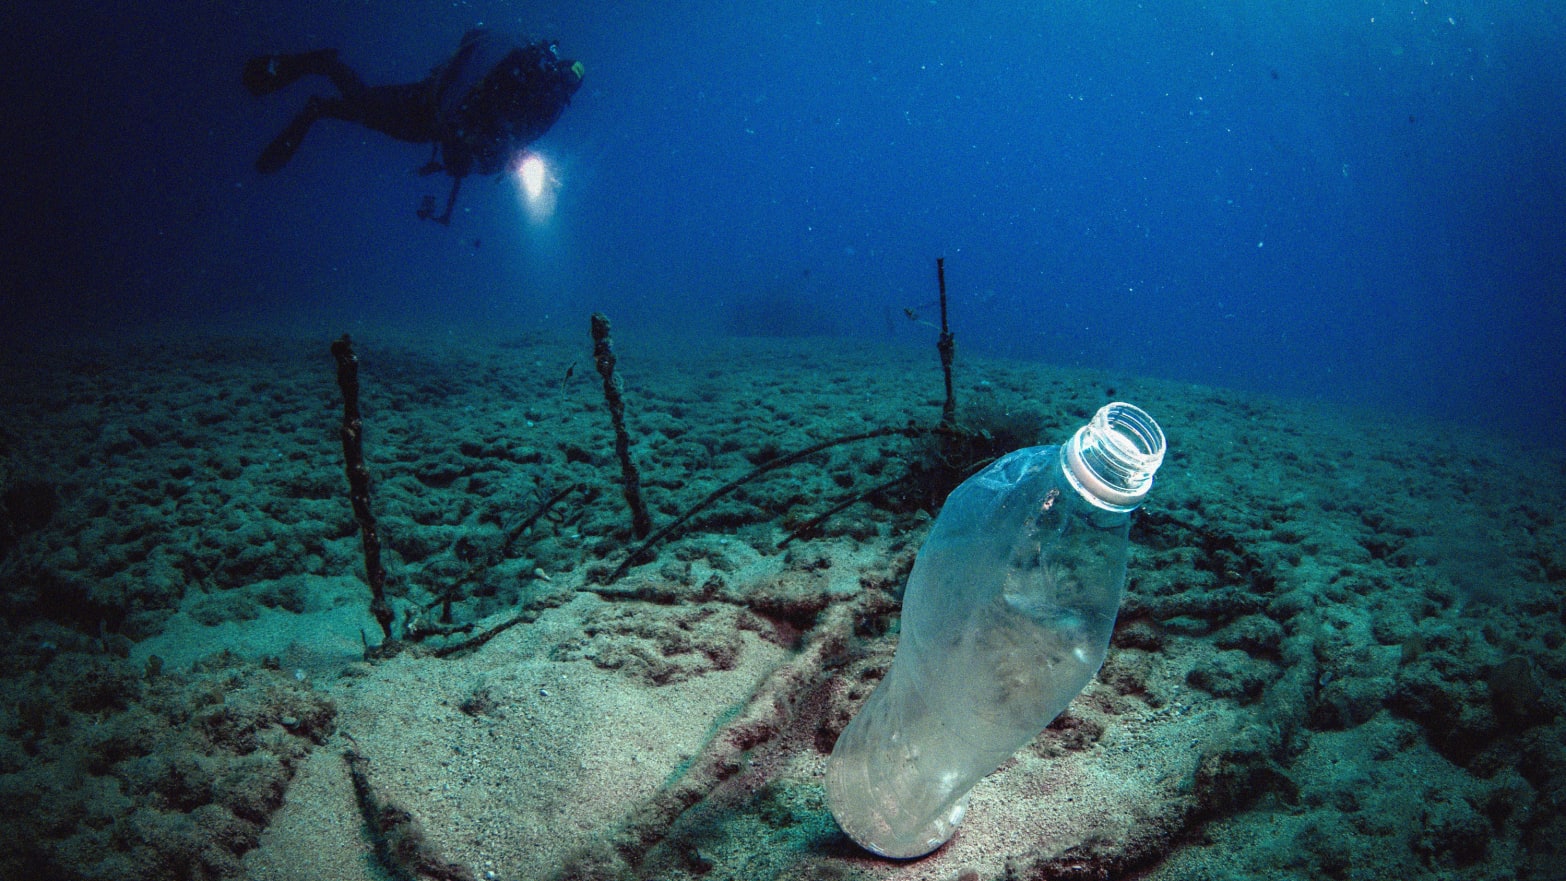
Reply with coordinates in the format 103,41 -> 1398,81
244,28 -> 583,224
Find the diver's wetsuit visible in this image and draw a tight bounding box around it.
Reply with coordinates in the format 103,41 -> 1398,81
245,30 -> 582,223
245,50 -> 440,169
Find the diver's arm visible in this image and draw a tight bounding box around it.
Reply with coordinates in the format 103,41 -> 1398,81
416,176 -> 463,225
436,177 -> 462,225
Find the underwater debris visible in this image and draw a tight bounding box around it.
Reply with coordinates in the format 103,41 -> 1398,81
778,472 -> 910,547
433,480 -> 583,624
590,313 -> 652,539
331,334 -> 396,650
935,257 -> 957,428
326,263 -> 1019,644
600,257 -> 1034,578
318,335 -> 591,661
344,738 -> 475,881
599,424 -> 924,583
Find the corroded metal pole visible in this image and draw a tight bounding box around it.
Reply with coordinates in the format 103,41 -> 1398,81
936,258 -> 956,428
591,313 -> 652,539
331,334 -> 395,644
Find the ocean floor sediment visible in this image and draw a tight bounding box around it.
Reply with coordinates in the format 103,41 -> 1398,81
1,329 -> 1562,881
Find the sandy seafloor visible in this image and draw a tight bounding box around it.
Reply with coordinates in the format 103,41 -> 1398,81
1,326 -> 1563,881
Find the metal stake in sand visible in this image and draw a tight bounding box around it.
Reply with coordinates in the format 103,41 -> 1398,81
936,257 -> 957,428
330,334 -> 396,644
590,313 -> 653,539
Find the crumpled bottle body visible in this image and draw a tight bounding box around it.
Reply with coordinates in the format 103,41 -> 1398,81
826,404 -> 1163,858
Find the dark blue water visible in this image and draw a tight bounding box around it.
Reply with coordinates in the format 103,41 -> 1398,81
6,1 -> 1563,441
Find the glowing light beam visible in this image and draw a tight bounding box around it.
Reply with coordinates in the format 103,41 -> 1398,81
518,154 -> 547,201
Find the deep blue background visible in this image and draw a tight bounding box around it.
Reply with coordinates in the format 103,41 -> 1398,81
4,1 -> 1563,441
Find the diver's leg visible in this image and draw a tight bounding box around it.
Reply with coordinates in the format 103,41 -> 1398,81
244,49 -> 366,98
255,85 -> 434,173
351,84 -> 440,143
287,81 -> 438,144
255,96 -> 336,172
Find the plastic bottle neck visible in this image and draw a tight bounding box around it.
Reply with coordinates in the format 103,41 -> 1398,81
1061,402 -> 1165,512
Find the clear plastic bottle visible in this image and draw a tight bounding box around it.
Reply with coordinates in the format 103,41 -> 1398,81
825,402 -> 1165,858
